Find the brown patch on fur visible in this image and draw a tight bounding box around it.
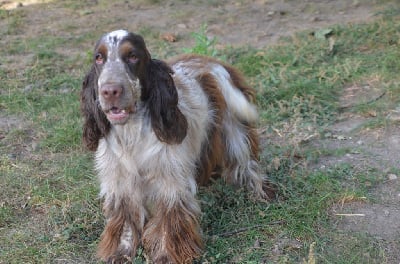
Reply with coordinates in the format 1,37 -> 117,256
119,41 -> 135,58
96,44 -> 108,61
196,73 -> 227,185
168,54 -> 256,103
143,201 -> 202,264
97,205 -> 125,260
97,198 -> 141,261
247,126 -> 259,161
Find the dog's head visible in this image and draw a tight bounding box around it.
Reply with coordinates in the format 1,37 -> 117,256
81,30 -> 187,150
93,30 -> 149,124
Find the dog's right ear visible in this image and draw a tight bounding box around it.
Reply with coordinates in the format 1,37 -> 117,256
80,66 -> 110,151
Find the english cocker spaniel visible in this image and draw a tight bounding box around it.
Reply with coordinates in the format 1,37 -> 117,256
80,29 -> 272,263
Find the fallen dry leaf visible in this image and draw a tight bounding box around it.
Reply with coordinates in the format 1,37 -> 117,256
161,32 -> 177,42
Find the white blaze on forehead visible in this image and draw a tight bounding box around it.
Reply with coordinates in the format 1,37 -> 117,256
104,29 -> 129,46
108,29 -> 129,38
102,30 -> 129,62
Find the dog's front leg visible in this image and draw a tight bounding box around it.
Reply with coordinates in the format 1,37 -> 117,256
143,194 -> 203,264
97,197 -> 145,263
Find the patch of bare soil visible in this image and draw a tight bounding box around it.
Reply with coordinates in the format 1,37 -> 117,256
0,0 -> 393,54
312,84 -> 400,262
1,0 -> 399,261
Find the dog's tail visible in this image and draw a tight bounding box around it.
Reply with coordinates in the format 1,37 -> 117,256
211,64 -> 258,124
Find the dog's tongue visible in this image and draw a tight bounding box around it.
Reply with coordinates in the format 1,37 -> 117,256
111,107 -> 122,114
107,107 -> 128,120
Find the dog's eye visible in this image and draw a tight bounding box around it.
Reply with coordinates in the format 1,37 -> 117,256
127,53 -> 138,64
95,53 -> 104,65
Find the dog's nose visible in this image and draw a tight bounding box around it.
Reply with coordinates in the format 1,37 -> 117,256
100,84 -> 123,101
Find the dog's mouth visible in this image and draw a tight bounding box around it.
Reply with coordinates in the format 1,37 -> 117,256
104,105 -> 135,123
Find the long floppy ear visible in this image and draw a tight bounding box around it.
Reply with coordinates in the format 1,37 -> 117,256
80,66 -> 110,151
145,59 -> 188,144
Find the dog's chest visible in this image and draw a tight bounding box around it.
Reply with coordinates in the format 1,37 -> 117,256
108,120 -> 161,167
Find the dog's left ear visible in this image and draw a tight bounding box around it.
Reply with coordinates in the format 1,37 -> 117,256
143,59 -> 188,144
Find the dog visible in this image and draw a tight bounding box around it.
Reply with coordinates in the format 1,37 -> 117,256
80,29 -> 272,263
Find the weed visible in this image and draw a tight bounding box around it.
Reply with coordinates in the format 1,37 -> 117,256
183,24 -> 219,57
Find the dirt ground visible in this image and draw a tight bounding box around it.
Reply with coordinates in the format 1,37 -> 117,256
1,0 -> 400,262
0,0 -> 393,56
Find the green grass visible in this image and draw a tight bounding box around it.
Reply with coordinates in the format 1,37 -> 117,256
200,167 -> 339,262
1,4 -> 400,264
